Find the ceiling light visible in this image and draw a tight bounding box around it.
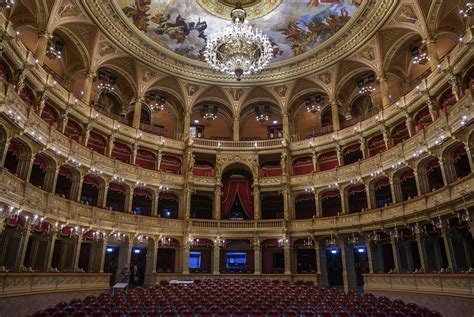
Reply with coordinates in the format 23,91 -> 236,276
204,1 -> 272,81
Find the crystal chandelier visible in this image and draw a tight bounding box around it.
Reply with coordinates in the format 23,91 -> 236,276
256,113 -> 269,122
357,75 -> 376,96
0,0 -> 14,9
46,40 -> 64,60
460,3 -> 473,17
147,93 -> 165,112
411,46 -> 429,65
306,95 -> 322,113
204,1 -> 273,81
202,104 -> 218,120
255,104 -> 270,122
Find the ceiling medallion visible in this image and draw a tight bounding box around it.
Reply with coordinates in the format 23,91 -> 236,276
198,0 -> 282,21
204,1 -> 273,81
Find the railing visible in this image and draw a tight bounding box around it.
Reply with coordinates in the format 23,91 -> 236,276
190,219 -> 286,230
140,122 -> 165,136
0,272 -> 111,297
363,273 -> 474,298
192,138 -> 284,150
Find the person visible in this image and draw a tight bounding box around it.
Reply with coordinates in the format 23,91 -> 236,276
120,264 -> 131,287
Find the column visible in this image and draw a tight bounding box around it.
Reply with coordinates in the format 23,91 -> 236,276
390,236 -> 401,272
125,187 -> 134,213
132,97 -> 143,129
315,241 -> 328,286
416,234 -> 427,272
131,144 -> 138,165
424,37 -> 440,71
43,233 -> 57,271
405,116 -> 415,137
16,228 -> 32,271
253,185 -> 261,220
282,112 -> 290,140
382,128 -> 391,150
314,193 -> 320,217
389,175 -> 402,203
151,188 -> 159,216
72,236 -> 83,272
312,152 -> 317,172
35,31 -> 51,65
414,170 -> 427,196
152,152 -> 160,174
283,186 -> 290,220
335,145 -> 342,166
463,142 -> 474,173
359,136 -> 367,159
116,242 -> 132,282
340,241 -> 356,292
441,226 -> 457,271
183,110 -> 191,141
330,100 -> 340,131
182,245 -> 190,275
437,158 -> 452,185
213,244 -> 220,274
284,243 -> 291,275
83,125 -> 92,147
378,74 -> 391,109
16,154 -> 33,181
233,115 -> 240,141
82,71 -> 96,105
44,167 -> 59,193
60,112 -> 68,134
144,242 -> 157,286
98,182 -> 109,208
365,240 -> 374,273
213,185 -> 221,220
0,138 -> 11,166
107,135 -> 115,157
254,240 -> 261,274
366,185 -> 375,210
184,186 -> 192,220
340,190 -> 347,215
70,173 -> 84,202
98,241 -> 107,273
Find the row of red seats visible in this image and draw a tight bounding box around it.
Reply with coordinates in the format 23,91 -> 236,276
31,279 -> 443,317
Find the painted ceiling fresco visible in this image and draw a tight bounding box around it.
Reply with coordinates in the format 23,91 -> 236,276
118,0 -> 361,62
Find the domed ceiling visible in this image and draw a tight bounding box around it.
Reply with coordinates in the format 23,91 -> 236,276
118,0 -> 361,62
85,1 -> 396,84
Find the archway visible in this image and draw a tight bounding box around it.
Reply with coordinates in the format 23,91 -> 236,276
221,165 -> 254,220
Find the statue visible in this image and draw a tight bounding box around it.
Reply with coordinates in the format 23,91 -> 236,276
280,151 -> 288,175
188,153 -> 195,174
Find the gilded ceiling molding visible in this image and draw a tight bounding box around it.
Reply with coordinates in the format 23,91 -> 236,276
81,0 -> 398,85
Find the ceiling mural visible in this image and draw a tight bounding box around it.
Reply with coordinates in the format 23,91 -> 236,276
118,0 -> 361,62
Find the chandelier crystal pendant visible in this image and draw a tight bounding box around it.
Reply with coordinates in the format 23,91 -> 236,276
204,1 -> 273,81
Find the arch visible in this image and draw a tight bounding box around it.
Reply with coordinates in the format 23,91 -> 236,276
317,151 -> 339,172
87,130 -> 107,155
395,167 -> 418,201
391,121 -> 409,145
30,152 -> 57,191
370,176 -> 392,208
292,156 -> 313,176
160,154 -> 182,175
417,156 -> 444,192
239,102 -> 282,141
136,149 -> 156,170
158,191 -> 179,219
64,117 -> 83,143
190,191 -> 213,219
81,174 -> 106,207
111,141 -> 132,164
132,187 -> 154,217
191,101 -> 233,140
294,193 -> 316,220
442,142 -> 472,181
345,184 -> 368,213
342,143 -> 363,165
4,138 -> 33,177
368,133 -> 386,156
221,165 -> 254,220
55,164 -> 80,199
319,189 -> 342,217
40,104 -> 60,129
106,181 -> 130,212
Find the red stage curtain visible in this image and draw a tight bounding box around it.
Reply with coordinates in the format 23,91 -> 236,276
400,169 -> 415,183
88,132 -> 106,155
193,165 -> 215,177
134,188 -> 152,200
425,159 -> 440,174
392,123 -> 409,145
64,119 -> 82,143
348,184 -> 366,195
343,144 -> 360,154
453,146 -> 467,162
221,178 -> 254,219
374,177 -> 390,191
318,151 -> 338,171
109,182 -> 126,194
160,155 -> 181,174
112,142 -> 131,163
292,156 -> 313,175
136,150 -> 156,170
368,134 -> 386,156
41,105 -> 58,129
83,175 -> 100,188
260,165 -> 282,177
